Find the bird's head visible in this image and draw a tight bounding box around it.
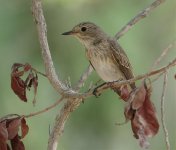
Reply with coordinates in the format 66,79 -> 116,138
62,22 -> 106,45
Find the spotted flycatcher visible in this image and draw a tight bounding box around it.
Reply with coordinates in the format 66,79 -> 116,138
62,22 -> 135,95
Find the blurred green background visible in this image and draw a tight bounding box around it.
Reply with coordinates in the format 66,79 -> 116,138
0,0 -> 175,150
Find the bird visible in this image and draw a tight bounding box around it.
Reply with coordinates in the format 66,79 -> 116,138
62,22 -> 135,98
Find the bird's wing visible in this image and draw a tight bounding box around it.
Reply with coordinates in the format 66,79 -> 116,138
108,39 -> 136,89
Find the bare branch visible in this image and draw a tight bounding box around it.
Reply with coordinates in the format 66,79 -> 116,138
152,41 -> 176,70
31,0 -> 76,96
74,64 -> 94,91
115,0 -> 165,40
161,72 -> 170,150
24,97 -> 64,118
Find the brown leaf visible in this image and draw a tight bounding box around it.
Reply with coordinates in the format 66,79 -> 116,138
120,85 -> 130,101
124,104 -> 135,121
11,63 -> 27,102
20,118 -> 29,139
0,122 -> 8,150
131,85 -> 146,110
11,135 -> 25,150
11,76 -> 27,102
11,63 -> 23,71
0,143 -> 8,150
23,63 -> 31,72
7,118 -> 21,140
0,121 -> 8,141
0,116 -> 28,150
11,63 -> 40,104
11,63 -> 32,102
131,88 -> 159,148
138,92 -> 159,137
25,73 -> 34,90
32,76 -> 38,105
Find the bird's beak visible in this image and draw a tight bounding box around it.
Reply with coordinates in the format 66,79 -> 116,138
61,30 -> 74,35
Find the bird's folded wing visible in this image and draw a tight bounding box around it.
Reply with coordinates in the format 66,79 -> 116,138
109,39 -> 136,89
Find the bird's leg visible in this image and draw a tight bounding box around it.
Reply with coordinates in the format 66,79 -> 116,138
93,82 -> 107,97
93,79 -> 125,97
93,79 -> 126,97
92,81 -> 118,97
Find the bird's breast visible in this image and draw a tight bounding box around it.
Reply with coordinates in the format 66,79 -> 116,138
86,49 -> 125,82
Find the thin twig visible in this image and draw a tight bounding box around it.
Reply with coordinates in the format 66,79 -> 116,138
74,64 -> 93,91
31,67 -> 47,77
151,72 -> 164,83
151,41 -> 176,70
115,0 -> 165,40
161,72 -> 170,150
24,97 -> 64,118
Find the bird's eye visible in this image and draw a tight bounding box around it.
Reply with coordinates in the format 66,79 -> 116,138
81,27 -> 87,32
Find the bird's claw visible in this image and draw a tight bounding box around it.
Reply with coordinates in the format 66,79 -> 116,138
93,87 -> 101,98
92,82 -> 107,98
82,99 -> 85,103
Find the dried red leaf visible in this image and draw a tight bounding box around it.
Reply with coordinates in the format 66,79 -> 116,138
0,121 -> 8,141
120,85 -> 130,101
33,75 -> 38,90
124,103 -> 135,121
122,81 -> 159,148
26,73 -> 34,90
23,63 -> 31,72
11,63 -> 23,70
0,142 -> 8,150
139,93 -> 159,137
11,135 -> 25,150
11,76 -> 27,102
32,76 -> 38,105
0,116 -> 28,150
12,71 -> 24,77
27,79 -> 33,90
7,118 -> 21,140
20,118 -> 29,139
11,63 -> 40,104
0,122 -> 8,150
131,85 -> 146,110
124,84 -> 146,121
11,63 -> 35,102
131,88 -> 159,148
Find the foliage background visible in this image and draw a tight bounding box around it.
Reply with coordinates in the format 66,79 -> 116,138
0,0 -> 175,150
